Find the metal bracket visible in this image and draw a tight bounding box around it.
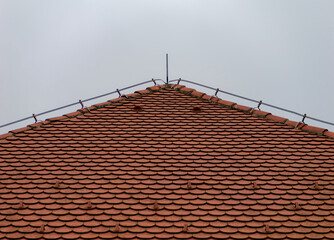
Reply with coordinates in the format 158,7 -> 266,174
79,100 -> 84,109
214,88 -> 219,97
116,89 -> 128,98
295,114 -> 307,128
32,114 -> 37,123
177,78 -> 181,85
250,100 -> 262,114
152,79 -> 156,86
116,89 -> 121,98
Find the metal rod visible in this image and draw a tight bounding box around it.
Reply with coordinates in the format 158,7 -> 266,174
166,54 -> 169,84
0,116 -> 33,128
36,102 -> 82,117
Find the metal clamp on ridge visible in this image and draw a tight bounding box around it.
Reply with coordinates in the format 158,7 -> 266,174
79,100 -> 84,109
32,114 -> 38,123
116,89 -> 122,98
151,79 -> 156,86
208,88 -> 220,101
117,89 -> 128,99
295,114 -> 307,128
78,99 -> 91,113
250,100 -> 262,113
214,88 -> 219,97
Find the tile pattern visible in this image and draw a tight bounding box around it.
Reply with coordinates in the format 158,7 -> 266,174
0,84 -> 334,240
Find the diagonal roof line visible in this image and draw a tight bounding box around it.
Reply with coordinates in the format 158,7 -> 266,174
3,78 -> 334,130
170,79 -> 334,127
1,82 -> 334,140
166,84 -> 334,139
0,79 -> 165,129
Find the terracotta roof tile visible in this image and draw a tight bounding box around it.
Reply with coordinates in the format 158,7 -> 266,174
46,115 -> 68,122
252,109 -> 271,117
170,84 -> 184,90
146,85 -> 161,92
179,87 -> 194,94
266,114 -> 288,123
217,99 -> 236,107
191,90 -> 205,98
234,104 -> 252,112
323,130 -> 334,138
0,84 -> 334,239
0,132 -> 13,140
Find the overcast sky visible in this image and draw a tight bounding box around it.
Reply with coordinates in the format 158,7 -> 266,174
0,0 -> 333,134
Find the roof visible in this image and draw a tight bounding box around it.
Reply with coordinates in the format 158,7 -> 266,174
0,83 -> 334,240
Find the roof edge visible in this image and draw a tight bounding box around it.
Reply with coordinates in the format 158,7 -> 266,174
167,83 -> 333,139
0,83 -> 333,141
0,86 -> 158,141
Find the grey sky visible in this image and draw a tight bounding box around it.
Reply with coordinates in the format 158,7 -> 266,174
1,0 -> 334,133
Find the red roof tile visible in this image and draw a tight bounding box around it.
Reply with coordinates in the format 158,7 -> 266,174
0,84 -> 334,239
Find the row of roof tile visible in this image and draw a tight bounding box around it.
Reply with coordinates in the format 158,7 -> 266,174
0,84 -> 333,140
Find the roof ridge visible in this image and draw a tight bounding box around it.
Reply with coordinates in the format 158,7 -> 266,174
0,87 -> 154,141
164,84 -> 334,139
0,83 -> 333,141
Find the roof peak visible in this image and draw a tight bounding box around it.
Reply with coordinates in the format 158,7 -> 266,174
0,83 -> 333,141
